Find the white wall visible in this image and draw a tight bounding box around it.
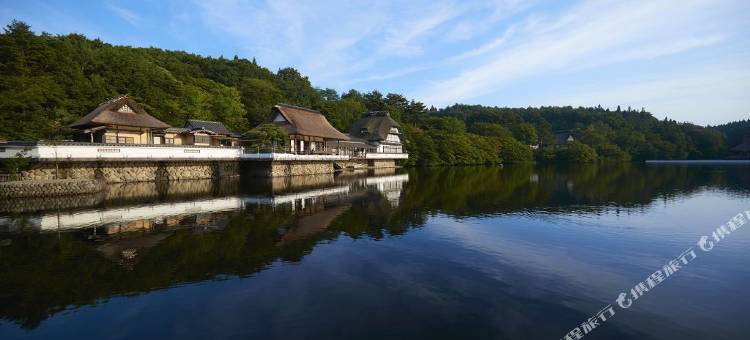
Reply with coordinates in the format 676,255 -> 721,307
0,144 -> 241,160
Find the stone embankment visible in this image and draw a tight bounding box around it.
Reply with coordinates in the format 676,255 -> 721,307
0,178 -> 103,199
19,161 -> 239,182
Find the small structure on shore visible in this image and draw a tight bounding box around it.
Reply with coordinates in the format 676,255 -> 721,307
269,103 -> 349,153
348,111 -> 404,154
69,95 -> 170,144
543,131 -> 575,148
156,119 -> 242,147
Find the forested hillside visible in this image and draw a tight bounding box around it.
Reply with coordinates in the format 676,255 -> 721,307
0,20 -> 746,164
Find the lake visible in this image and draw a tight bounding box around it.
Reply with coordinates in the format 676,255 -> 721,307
1,164 -> 749,339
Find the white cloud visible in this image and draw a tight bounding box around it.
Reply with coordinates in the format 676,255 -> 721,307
106,1 -> 140,26
414,0 -> 726,106
184,0 -> 747,122
380,4 -> 462,56
547,66 -> 750,125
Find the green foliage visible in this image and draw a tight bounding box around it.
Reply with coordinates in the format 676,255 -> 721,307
440,104 -> 732,161
317,97 -> 366,132
237,78 -> 282,126
244,123 -> 288,150
556,142 -> 598,163
3,147 -> 31,180
512,122 -> 538,145
0,20 -> 740,164
471,122 -> 513,138
499,136 -> 533,163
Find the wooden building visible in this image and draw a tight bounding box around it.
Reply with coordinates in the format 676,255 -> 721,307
69,96 -> 170,144
269,104 -> 349,153
155,119 -> 242,147
348,111 -> 404,154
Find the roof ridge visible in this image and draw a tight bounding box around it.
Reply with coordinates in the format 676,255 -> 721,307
187,118 -> 222,123
276,103 -> 322,114
99,94 -> 129,106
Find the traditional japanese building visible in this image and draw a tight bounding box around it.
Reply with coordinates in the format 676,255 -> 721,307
155,119 -> 242,147
547,131 -> 575,147
348,111 -> 404,154
269,103 -> 349,153
69,95 -> 170,144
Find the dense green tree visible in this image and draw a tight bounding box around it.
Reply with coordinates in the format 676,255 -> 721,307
238,78 -> 283,126
244,123 -> 288,151
0,20 -> 741,164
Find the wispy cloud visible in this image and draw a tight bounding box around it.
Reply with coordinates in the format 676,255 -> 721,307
16,0 -> 740,123
547,65 -> 750,125
414,0 -> 727,106
105,1 -> 140,26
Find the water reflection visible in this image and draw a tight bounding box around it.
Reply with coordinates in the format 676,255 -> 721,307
0,164 -> 749,338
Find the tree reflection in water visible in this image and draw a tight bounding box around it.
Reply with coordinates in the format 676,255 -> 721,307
0,164 -> 748,330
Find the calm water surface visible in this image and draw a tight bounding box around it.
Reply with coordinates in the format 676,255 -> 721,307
1,164 -> 749,339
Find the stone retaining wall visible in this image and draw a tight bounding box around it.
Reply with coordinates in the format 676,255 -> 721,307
0,179 -> 103,199
369,159 -> 396,168
18,161 -> 239,183
242,160 -> 335,177
334,160 -> 368,170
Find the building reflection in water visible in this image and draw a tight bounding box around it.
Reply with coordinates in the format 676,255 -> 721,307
1,164 -> 749,331
0,169 -> 410,267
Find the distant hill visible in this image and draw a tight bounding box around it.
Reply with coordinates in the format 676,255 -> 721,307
0,20 -> 745,163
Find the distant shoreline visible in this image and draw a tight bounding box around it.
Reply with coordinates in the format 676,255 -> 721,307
645,160 -> 750,164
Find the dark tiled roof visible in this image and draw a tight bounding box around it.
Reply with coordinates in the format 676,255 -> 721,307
271,104 -> 348,140
163,127 -> 189,134
69,95 -> 170,129
553,132 -> 574,144
185,119 -> 232,135
349,111 -> 400,141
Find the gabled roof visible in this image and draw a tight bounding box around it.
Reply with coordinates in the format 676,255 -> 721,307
349,111 -> 401,141
553,131 -> 574,144
69,95 -> 170,129
163,127 -> 190,134
185,119 -> 232,135
271,104 -> 348,140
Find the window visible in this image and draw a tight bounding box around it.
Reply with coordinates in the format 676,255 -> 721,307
383,145 -> 402,153
194,135 -> 211,144
165,138 -> 175,144
386,134 -> 400,143
105,135 -> 134,144
118,105 -> 134,113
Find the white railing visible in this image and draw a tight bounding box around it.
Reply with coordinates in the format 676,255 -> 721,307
365,153 -> 409,159
0,142 -> 408,161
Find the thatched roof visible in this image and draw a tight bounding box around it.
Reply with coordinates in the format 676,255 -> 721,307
349,111 -> 400,141
271,104 -> 348,140
69,95 -> 170,129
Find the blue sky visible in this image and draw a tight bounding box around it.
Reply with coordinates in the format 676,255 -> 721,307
1,0 -> 748,125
